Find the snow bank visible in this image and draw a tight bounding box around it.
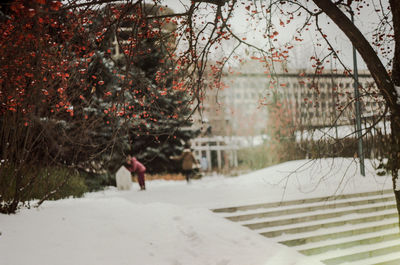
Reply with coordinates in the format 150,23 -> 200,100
0,158 -> 391,265
0,197 -> 321,265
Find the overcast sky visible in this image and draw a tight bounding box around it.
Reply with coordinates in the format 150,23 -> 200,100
160,0 -> 392,71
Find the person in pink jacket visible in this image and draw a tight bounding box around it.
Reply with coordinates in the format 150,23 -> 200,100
126,155 -> 146,190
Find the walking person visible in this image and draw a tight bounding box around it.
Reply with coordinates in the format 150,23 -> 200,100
126,155 -> 146,190
170,142 -> 198,183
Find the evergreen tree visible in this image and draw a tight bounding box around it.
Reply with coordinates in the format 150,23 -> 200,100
84,3 -> 199,174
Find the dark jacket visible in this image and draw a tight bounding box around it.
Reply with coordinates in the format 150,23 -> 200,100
171,149 -> 196,170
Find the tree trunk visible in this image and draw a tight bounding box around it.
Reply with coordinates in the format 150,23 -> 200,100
389,0 -> 400,228
391,114 -> 400,227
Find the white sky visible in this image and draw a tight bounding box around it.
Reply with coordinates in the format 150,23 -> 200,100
161,0 -> 392,71
63,0 -> 391,71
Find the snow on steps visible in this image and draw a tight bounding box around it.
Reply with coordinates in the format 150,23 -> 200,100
211,189 -> 400,265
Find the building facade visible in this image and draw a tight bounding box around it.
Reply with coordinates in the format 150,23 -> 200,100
199,61 -> 385,136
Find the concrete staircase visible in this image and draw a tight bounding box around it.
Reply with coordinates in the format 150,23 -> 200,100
211,190 -> 400,265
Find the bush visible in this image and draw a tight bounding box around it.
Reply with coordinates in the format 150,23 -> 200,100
238,142 -> 304,170
27,167 -> 88,201
1,164 -> 88,213
82,171 -> 115,192
236,135 -> 389,173
238,145 -> 272,170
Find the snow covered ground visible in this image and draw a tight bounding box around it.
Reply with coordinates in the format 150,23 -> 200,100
0,158 -> 393,265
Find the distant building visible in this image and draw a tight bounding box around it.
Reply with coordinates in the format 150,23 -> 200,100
199,61 -> 385,136
267,70 -> 384,129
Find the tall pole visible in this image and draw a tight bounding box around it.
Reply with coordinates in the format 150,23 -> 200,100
330,57 -> 339,141
351,11 -> 365,176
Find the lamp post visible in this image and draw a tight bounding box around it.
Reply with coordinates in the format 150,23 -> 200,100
350,11 -> 365,176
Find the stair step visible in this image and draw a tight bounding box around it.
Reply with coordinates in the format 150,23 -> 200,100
344,252 -> 400,265
298,231 -> 400,256
244,204 -> 396,230
211,190 -> 400,265
226,196 -> 395,222
316,239 -> 400,265
211,189 -> 393,213
260,211 -> 398,237
371,257 -> 400,265
280,221 -> 399,247
217,194 -> 395,219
